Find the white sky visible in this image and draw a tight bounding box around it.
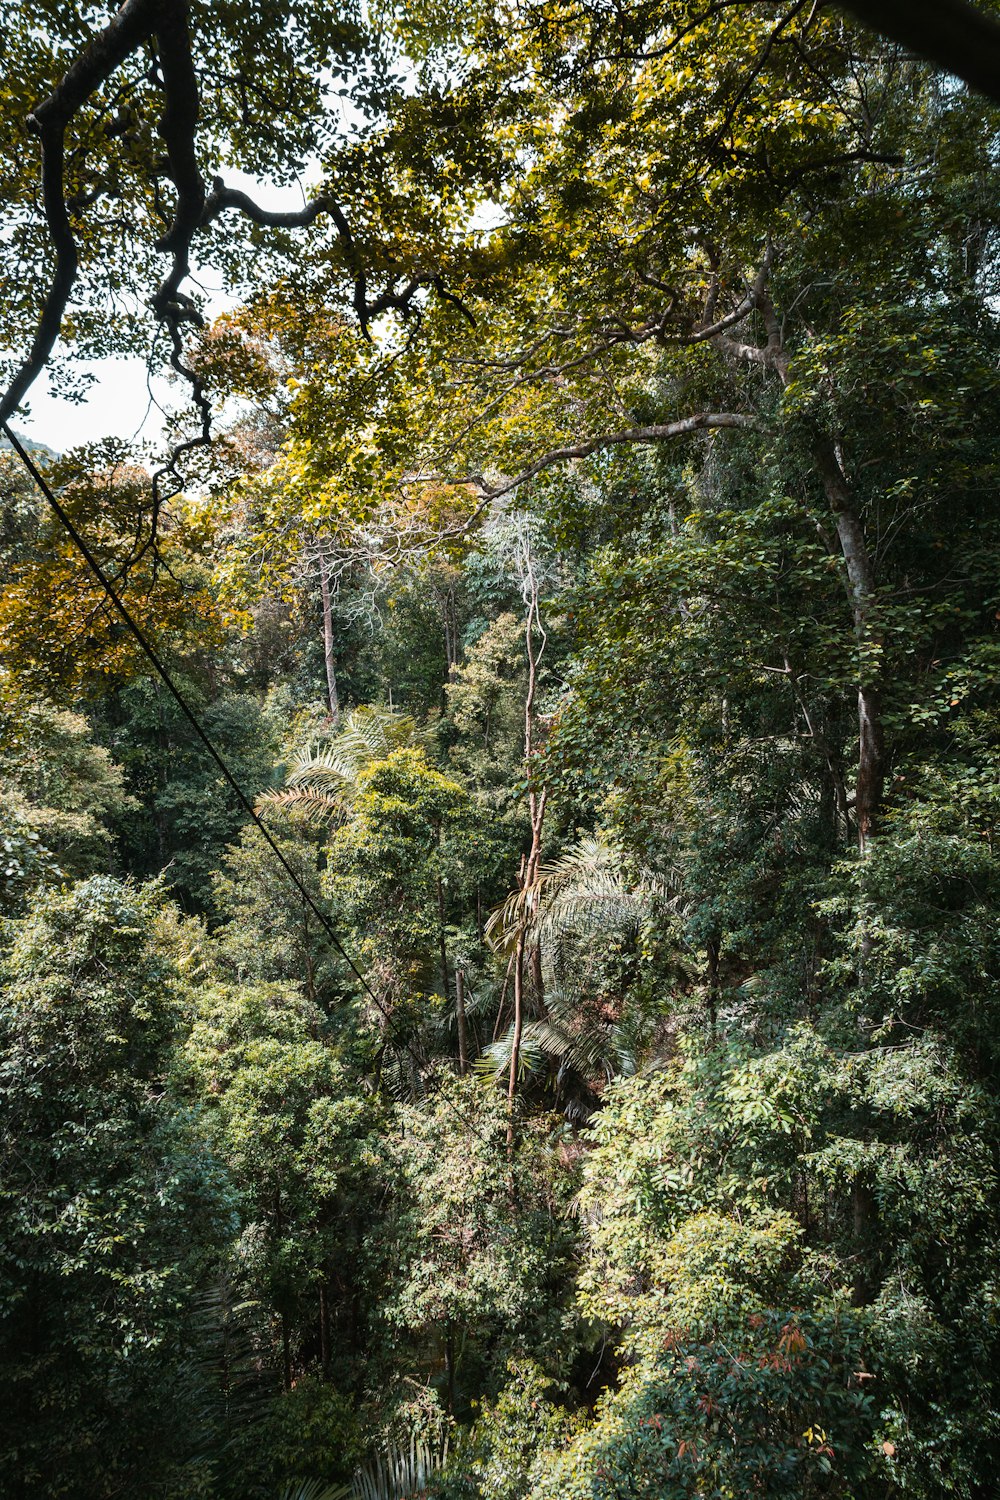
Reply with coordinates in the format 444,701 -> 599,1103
17,356 -> 172,453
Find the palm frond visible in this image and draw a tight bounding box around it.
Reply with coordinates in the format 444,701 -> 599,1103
277,1429 -> 446,1500
336,705 -> 425,766
285,746 -> 357,792
278,1481 -> 351,1500
376,1047 -> 431,1104
486,835 -> 679,954
475,1024 -> 545,1082
259,706 -> 428,825
523,1017 -> 619,1079
350,1436 -> 448,1500
257,786 -> 347,826
185,1273 -> 277,1467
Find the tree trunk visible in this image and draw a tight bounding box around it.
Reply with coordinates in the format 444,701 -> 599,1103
436,873 -> 450,999
455,966 -> 469,1074
508,534 -> 549,1143
281,1312 -> 292,1392
706,935 -> 720,1038
507,924 -> 527,1147
319,1282 -> 330,1376
319,558 -> 340,724
445,1326 -> 456,1413
814,444 -> 885,851
728,294 -> 887,850
507,790 -> 547,1146
850,1175 -> 877,1306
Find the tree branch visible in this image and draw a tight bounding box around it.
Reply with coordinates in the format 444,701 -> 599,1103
202,180 -> 333,230
1,0 -> 430,447
840,0 -> 1000,106
426,412 -> 757,501
0,0 -> 161,425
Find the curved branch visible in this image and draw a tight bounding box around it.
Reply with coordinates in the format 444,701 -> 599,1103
202,180 -> 427,336
1,0 -> 430,446
0,0 -> 161,425
202,180 -> 333,230
426,412 -> 758,501
661,240 -> 775,345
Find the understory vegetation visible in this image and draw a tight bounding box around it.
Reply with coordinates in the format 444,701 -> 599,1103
2,2 -> 1000,1496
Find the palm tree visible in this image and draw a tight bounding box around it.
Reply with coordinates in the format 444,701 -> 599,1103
349,1436 -> 448,1500
258,706 -> 427,826
481,835 -> 685,1113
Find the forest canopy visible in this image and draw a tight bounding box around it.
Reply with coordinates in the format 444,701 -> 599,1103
2,2 -> 1000,1497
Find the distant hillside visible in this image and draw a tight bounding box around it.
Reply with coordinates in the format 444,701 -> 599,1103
0,429 -> 59,461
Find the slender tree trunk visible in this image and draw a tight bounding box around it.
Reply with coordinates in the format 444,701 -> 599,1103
746,292 -> 887,851
319,558 -> 340,724
445,1327 -> 456,1414
493,950 -> 515,1041
281,1313 -> 292,1392
455,966 -> 469,1074
508,790 -> 547,1146
706,935 -> 720,1038
508,924 -> 527,1147
508,536 -> 549,1142
814,443 -> 885,851
319,1283 -> 330,1376
529,943 -> 545,1013
436,873 -> 450,998
508,853 -> 527,1140
850,1175 -> 877,1306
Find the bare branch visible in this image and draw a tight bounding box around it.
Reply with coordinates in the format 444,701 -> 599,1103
420,412 -> 758,502
202,180 -> 333,230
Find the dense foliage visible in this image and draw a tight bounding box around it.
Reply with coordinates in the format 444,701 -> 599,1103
2,3 -> 1000,1497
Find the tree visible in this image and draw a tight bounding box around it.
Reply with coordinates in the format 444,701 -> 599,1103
324,746 -> 506,1042
103,678 -> 281,909
0,0 -> 458,486
0,445 -> 223,695
212,819 -> 340,1006
8,0 -> 1000,501
0,876 -> 234,1498
382,1081 -> 580,1417
178,975 -> 384,1400
0,678 -> 133,889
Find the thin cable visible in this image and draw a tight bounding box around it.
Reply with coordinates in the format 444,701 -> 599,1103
2,421 -> 487,1141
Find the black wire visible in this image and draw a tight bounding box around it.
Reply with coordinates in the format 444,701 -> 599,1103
2,421 -> 487,1141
